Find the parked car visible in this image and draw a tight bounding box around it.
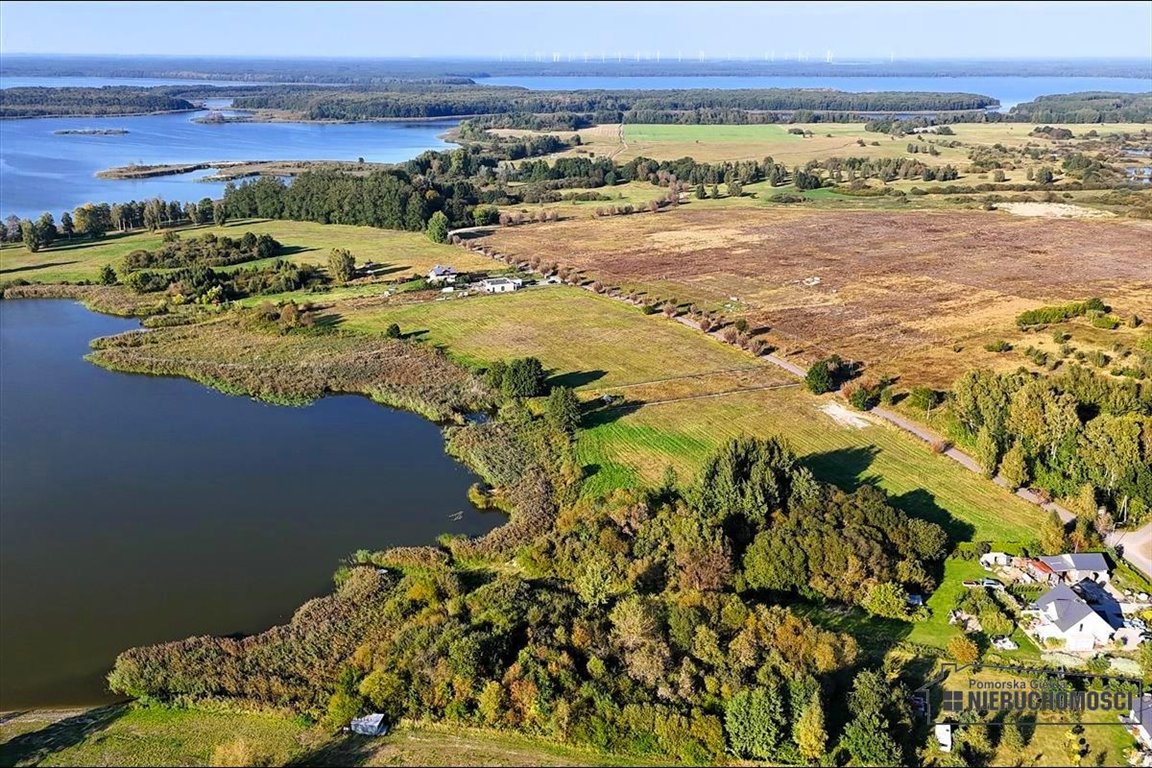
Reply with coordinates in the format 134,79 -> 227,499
981,578 -> 1005,590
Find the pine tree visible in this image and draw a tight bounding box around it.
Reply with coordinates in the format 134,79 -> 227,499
1039,509 -> 1068,555
794,693 -> 828,762
999,441 -> 1029,489
974,425 -> 1000,479
425,211 -> 449,243
545,386 -> 581,435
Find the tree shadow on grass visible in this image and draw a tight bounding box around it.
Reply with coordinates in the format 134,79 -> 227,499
891,488 -> 975,545
286,733 -> 379,767
0,260 -> 79,275
0,704 -> 128,767
278,244 -> 317,257
548,369 -> 606,389
579,397 -> 644,428
310,312 -> 344,330
801,446 -> 881,492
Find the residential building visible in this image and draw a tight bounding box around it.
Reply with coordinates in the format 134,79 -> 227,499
480,277 -> 522,293
1038,553 -> 1111,585
1023,582 -> 1118,651
428,265 -> 457,284
1129,694 -> 1152,751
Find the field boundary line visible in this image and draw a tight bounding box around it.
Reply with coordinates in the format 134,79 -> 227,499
596,363 -> 774,390
600,381 -> 800,410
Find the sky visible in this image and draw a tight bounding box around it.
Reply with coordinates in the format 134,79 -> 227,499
1,1 -> 1150,60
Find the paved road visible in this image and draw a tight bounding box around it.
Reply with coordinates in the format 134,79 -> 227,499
1108,520 -> 1152,580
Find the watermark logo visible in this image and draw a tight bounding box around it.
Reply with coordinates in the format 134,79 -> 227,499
922,663 -> 1144,726
941,688 -> 965,713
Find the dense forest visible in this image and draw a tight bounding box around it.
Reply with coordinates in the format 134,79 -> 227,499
8,81 -> 1150,124
0,86 -> 195,117
109,431 -> 944,765
948,363 -> 1152,524
3,54 -> 1147,82
229,85 -> 998,122
1007,91 -> 1152,123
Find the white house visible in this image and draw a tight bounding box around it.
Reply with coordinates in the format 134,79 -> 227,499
350,713 -> 388,736
480,277 -> 522,293
1024,582 -> 1117,651
1038,553 -> 1110,585
428,265 -> 457,284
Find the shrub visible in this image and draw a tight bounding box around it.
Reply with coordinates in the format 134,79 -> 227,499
984,339 -> 1011,352
384,323 -> 402,339
804,356 -> 843,395
947,635 -> 979,664
1089,314 -> 1120,330
1016,298 -> 1106,328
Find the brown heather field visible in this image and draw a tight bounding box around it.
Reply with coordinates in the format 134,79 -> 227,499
480,207 -> 1152,386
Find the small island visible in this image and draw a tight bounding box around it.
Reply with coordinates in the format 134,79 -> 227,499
53,127 -> 130,135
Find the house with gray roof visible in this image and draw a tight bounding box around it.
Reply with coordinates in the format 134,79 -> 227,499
1128,693 -> 1152,751
427,265 -> 458,284
1023,581 -> 1117,651
1037,553 -> 1110,585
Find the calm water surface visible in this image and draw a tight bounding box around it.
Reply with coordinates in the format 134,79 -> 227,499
0,113 -> 458,220
0,76 -> 272,88
0,299 -> 496,709
476,74 -> 1152,109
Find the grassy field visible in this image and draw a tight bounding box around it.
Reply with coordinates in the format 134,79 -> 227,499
340,287 -> 773,387
0,219 -> 494,285
339,286 -> 1042,541
500,121 -> 1152,168
0,708 -> 655,767
481,206 -> 1152,386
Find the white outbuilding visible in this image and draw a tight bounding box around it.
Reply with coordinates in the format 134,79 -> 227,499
350,713 -> 388,736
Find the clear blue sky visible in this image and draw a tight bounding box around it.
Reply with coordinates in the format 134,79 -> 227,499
2,1 -> 1150,60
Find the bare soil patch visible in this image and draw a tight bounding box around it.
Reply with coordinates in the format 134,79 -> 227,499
998,202 -> 1114,219
481,208 -> 1152,386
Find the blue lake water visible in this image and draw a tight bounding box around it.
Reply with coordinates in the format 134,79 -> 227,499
0,299 -> 496,708
0,112 -> 458,220
0,76 -> 274,88
476,75 -> 1152,109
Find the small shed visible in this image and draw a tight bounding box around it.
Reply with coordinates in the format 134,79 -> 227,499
979,551 -> 1011,569
350,713 -> 388,736
934,723 -> 953,752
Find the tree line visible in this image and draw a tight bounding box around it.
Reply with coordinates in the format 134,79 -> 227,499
228,85 -> 998,122
4,196 -> 229,253
121,230 -> 281,270
950,365 -> 1152,524
1007,92 -> 1152,124
0,86 -> 195,118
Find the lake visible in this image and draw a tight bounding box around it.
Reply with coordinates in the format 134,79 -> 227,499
0,76 -> 274,88
476,74 -> 1151,109
0,112 -> 459,221
0,299 -> 497,709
